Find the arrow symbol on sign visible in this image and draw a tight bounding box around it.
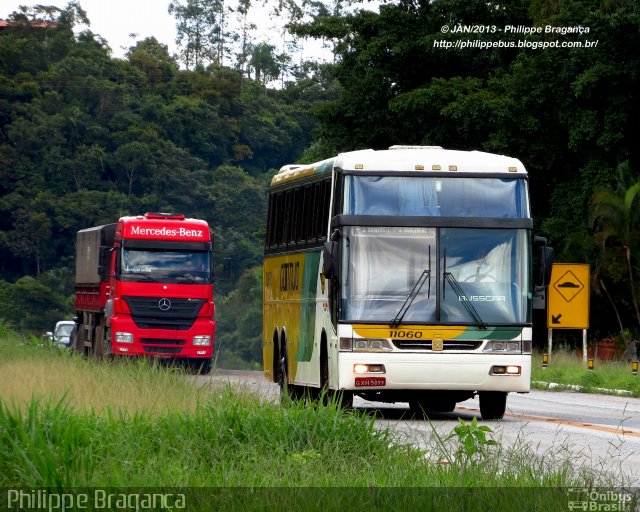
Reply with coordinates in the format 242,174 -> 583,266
552,314 -> 562,324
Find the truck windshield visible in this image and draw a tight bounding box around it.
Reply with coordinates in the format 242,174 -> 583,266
340,227 -> 530,325
120,249 -> 211,284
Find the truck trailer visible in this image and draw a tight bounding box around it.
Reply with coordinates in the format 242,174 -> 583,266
73,212 -> 216,373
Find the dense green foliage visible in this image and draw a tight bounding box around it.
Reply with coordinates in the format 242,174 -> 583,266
0,4 -> 336,365
1,0 -> 639,365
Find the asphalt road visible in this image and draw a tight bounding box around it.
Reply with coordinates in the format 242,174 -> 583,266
201,370 -> 640,485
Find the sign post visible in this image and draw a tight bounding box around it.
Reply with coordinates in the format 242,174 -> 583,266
547,263 -> 590,363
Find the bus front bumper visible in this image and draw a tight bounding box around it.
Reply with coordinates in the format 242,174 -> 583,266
338,352 -> 531,393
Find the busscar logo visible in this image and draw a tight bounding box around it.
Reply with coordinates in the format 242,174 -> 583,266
158,298 -> 172,311
459,295 -> 506,302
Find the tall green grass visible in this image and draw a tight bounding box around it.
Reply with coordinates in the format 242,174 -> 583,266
0,328 -> 635,511
532,350 -> 640,396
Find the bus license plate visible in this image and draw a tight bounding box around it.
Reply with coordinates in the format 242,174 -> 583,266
355,377 -> 386,387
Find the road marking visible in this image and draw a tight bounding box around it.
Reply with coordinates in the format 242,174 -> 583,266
457,406 -> 640,438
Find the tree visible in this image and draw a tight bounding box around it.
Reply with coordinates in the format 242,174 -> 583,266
250,43 -> 281,85
169,0 -> 231,69
589,161 -> 640,335
234,0 -> 256,81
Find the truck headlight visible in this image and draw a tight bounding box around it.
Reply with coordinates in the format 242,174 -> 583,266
193,335 -> 211,346
115,332 -> 133,344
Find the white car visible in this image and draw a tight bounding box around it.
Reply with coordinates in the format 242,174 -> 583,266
47,320 -> 75,348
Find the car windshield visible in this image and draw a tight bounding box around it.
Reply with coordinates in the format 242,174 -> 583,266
56,324 -> 74,336
120,249 -> 211,284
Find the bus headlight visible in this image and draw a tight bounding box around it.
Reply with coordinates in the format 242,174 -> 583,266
353,364 -> 386,374
193,335 -> 212,346
491,365 -> 521,375
115,332 -> 133,344
483,341 -> 522,353
341,338 -> 393,352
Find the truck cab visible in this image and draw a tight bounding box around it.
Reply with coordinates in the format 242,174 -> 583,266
74,213 -> 216,373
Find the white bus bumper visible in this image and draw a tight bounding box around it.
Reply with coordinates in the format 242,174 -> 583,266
338,352 -> 531,393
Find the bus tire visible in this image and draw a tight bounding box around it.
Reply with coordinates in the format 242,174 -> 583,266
278,340 -> 290,404
319,336 -> 352,409
272,330 -> 280,384
479,391 -> 507,420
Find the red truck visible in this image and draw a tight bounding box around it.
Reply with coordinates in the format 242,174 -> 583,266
73,212 -> 216,373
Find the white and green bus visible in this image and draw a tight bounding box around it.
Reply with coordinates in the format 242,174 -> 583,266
263,146 -> 543,419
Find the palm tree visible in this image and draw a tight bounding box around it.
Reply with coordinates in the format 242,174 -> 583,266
589,161 -> 640,333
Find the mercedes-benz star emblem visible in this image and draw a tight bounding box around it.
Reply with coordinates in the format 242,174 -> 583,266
158,298 -> 172,311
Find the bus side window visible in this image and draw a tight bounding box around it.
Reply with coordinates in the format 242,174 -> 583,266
321,179 -> 331,239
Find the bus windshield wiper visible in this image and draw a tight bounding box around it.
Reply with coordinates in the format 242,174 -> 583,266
391,246 -> 431,328
442,251 -> 487,329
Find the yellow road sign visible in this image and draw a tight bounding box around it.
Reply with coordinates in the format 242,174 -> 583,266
547,263 -> 590,329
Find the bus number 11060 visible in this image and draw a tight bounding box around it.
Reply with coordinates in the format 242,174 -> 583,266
389,330 -> 423,339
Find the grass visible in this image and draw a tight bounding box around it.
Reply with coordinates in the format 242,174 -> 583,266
531,350 -> 640,397
0,329 -> 637,510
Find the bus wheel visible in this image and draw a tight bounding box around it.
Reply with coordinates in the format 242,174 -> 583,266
334,390 -> 353,409
409,401 -> 428,419
479,391 -> 507,420
278,347 -> 290,404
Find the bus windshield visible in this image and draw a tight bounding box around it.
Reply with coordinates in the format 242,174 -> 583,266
120,249 -> 211,284
340,227 -> 530,325
343,176 -> 529,217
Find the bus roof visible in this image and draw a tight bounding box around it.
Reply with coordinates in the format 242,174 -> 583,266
271,146 -> 527,187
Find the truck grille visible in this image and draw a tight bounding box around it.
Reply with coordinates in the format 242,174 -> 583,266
123,296 -> 206,330
143,346 -> 182,354
140,338 -> 186,346
392,340 -> 483,351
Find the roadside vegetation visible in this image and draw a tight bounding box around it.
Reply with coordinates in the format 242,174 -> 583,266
532,350 -> 640,397
1,327 -> 634,511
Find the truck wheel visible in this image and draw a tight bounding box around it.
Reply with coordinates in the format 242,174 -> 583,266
71,325 -> 82,353
195,358 -> 212,375
104,328 -> 112,358
479,391 -> 507,420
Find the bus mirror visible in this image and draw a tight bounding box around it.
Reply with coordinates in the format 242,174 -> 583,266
533,241 -> 555,288
323,241 -> 339,280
